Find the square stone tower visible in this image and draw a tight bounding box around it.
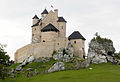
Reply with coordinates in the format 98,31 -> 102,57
68,31 -> 86,58
31,9 -> 67,44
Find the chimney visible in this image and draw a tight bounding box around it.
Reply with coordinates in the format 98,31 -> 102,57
54,9 -> 58,17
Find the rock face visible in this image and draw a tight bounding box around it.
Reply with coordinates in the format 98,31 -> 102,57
15,56 -> 35,71
87,36 -> 115,64
47,62 -> 65,73
28,56 -> 35,63
26,72 -> 33,77
34,57 -> 50,63
53,43 -> 74,62
76,60 -> 89,68
92,55 -> 107,64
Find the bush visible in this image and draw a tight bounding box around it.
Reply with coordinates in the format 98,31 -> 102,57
91,35 -> 112,44
0,44 -> 10,79
63,48 -> 68,55
115,53 -> 120,59
52,50 -> 57,56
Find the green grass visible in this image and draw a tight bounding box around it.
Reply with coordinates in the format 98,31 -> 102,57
1,63 -> 120,82
9,63 -> 21,69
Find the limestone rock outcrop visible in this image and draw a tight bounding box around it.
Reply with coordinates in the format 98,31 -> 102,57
46,62 -> 65,73
87,36 -> 115,64
16,56 -> 35,71
53,43 -> 74,62
76,60 -> 89,68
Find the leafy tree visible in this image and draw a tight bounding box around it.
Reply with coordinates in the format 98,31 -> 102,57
0,44 -> 10,79
115,52 -> 120,59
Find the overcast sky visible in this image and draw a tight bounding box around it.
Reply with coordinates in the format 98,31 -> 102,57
0,0 -> 120,60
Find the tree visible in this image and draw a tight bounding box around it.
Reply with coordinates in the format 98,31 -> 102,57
0,44 -> 10,79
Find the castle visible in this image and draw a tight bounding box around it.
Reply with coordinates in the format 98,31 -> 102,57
14,9 -> 86,63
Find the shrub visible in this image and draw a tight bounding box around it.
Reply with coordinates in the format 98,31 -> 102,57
52,50 -> 57,56
63,48 -> 68,55
0,44 -> 10,79
115,53 -> 120,59
91,35 -> 112,44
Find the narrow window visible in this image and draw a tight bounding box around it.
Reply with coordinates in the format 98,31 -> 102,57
57,43 -> 59,45
74,41 -> 76,44
35,28 -> 36,30
61,26 -> 63,29
32,34 -> 34,36
43,40 -> 45,42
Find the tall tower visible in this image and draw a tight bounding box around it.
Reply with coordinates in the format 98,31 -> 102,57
68,31 -> 86,58
41,9 -> 48,19
57,17 -> 67,37
31,15 -> 41,43
32,15 -> 39,25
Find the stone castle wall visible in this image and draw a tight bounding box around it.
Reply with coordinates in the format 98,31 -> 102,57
58,22 -> 66,37
42,11 -> 58,28
70,39 -> 85,58
15,37 -> 68,63
32,25 -> 42,43
41,31 -> 58,42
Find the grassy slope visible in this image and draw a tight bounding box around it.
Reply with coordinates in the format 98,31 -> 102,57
1,63 -> 120,82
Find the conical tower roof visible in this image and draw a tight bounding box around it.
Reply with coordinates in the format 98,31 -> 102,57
57,17 -> 67,22
32,15 -> 39,19
68,31 -> 86,40
41,9 -> 48,14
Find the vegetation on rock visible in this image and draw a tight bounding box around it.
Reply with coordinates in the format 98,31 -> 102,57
115,52 -> 120,59
87,33 -> 117,64
90,34 -> 115,53
91,35 -> 112,44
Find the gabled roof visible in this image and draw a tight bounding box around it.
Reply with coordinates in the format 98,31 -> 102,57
32,15 -> 39,19
31,19 -> 41,27
41,9 -> 48,14
41,24 -> 59,32
57,17 -> 67,22
68,31 -> 86,40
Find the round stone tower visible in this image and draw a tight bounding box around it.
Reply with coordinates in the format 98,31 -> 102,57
32,15 -> 39,25
68,31 -> 86,58
31,15 -> 41,43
